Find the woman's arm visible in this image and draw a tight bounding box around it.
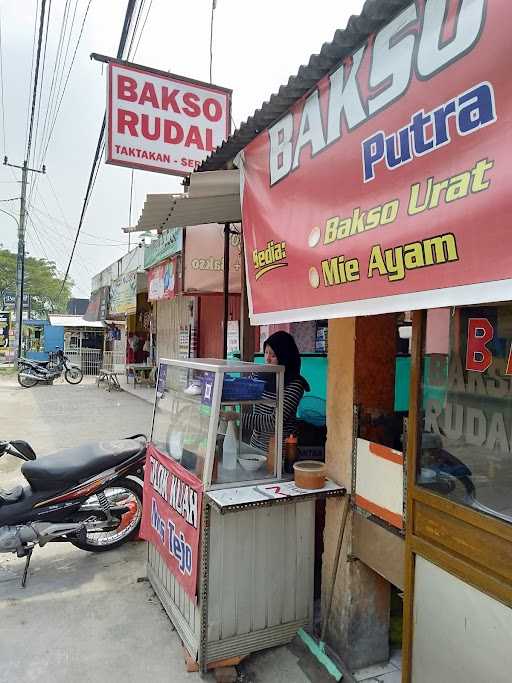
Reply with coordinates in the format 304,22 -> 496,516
242,381 -> 304,433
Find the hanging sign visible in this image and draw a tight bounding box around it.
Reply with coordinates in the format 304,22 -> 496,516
106,60 -> 231,176
84,286 -> 109,322
109,272 -> 137,315
183,223 -> 241,293
144,228 -> 183,269
239,0 -> 511,324
140,443 -> 203,601
147,257 -> 180,301
2,293 -> 29,310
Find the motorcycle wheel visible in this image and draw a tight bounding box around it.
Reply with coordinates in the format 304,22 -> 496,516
65,367 -> 83,384
17,369 -> 38,388
71,477 -> 143,552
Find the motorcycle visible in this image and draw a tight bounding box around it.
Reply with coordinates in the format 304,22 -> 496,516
17,349 -> 84,388
0,435 -> 146,586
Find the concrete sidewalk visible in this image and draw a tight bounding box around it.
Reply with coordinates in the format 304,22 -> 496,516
0,376 -> 343,683
0,376 -> 403,683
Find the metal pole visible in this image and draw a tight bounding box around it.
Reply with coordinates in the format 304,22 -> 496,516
14,161 -> 28,360
222,223 -> 230,359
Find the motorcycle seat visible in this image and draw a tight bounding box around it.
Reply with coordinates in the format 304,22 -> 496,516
21,439 -> 145,492
0,486 -> 24,505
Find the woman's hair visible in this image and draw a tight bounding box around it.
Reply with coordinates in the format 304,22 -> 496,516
264,331 -> 302,386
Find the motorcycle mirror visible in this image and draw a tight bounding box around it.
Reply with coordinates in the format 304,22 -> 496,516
10,440 -> 37,461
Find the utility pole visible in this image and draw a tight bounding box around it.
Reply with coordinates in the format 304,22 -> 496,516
4,157 -> 45,359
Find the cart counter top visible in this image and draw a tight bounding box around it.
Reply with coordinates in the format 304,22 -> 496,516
205,478 -> 346,514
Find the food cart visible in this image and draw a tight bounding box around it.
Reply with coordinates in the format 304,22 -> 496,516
140,357 -> 345,673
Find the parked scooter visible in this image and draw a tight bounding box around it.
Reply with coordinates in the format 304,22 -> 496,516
17,349 -> 83,388
0,435 -> 146,586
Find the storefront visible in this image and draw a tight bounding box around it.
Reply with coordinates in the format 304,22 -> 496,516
183,222 -> 241,359
195,1 -> 512,680
131,183 -> 243,362
108,270 -> 149,368
144,226 -> 188,363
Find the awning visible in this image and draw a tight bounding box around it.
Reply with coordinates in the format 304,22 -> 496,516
48,315 -> 105,329
123,170 -> 241,233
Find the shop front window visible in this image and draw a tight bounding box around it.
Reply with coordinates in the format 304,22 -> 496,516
418,304 -> 512,524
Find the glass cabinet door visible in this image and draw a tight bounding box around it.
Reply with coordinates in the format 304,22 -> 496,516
151,360 -> 284,488
151,364 -> 212,481
418,304 -> 512,525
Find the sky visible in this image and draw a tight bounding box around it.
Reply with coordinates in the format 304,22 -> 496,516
0,0 -> 365,298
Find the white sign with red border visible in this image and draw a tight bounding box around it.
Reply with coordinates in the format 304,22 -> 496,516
107,61 -> 231,176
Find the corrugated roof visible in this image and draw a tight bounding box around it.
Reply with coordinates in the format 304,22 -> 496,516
197,0 -> 412,173
125,170 -> 241,232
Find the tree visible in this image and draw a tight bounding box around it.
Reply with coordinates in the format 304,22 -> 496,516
0,248 -> 73,317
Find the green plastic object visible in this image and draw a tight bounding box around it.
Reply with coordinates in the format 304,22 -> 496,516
253,353 -> 328,423
297,628 -> 343,681
394,355 -> 448,412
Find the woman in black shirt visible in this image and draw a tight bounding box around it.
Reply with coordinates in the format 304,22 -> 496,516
238,331 -> 310,453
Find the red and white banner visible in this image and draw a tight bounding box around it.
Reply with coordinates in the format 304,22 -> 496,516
239,0 -> 512,324
107,61 -> 231,176
140,444 -> 203,601
147,257 -> 180,301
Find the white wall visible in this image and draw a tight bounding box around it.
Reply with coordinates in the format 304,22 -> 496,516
412,556 -> 512,683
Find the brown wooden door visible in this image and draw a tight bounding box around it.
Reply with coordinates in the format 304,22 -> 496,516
403,309 -> 512,682
198,294 -> 240,358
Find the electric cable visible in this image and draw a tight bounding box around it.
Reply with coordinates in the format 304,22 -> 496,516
0,8 -> 7,155
25,0 -> 48,164
34,0 -> 69,170
209,0 -> 216,83
25,0 -> 40,154
31,0 -> 52,169
58,0 -> 139,296
131,0 -> 152,58
126,0 -> 146,59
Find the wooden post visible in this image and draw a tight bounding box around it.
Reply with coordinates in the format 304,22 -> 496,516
402,309 -> 425,683
239,234 -> 255,362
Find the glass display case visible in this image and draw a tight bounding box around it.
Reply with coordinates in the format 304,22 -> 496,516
151,358 -> 285,489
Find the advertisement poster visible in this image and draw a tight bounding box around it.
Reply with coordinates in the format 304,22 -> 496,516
183,223 -> 241,293
227,320 -> 239,356
84,286 -> 109,322
109,272 -> 137,315
2,293 -> 29,310
147,257 -> 180,301
144,228 -> 183,269
0,311 -> 10,348
140,443 -> 203,601
107,61 -> 231,176
239,0 -> 512,323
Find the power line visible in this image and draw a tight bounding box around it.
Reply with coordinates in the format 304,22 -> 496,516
32,0 -> 92,199
24,0 -> 40,153
26,0 -> 47,164
59,0 -> 139,296
33,0 -> 69,171
31,0 -> 52,169
0,8 -> 7,155
209,0 -> 216,83
126,0 -> 146,59
29,0 -> 71,205
132,0 -> 152,58
30,190 -> 129,244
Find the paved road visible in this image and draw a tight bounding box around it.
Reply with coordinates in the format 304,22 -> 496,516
0,376 -> 332,683
0,376 -> 204,683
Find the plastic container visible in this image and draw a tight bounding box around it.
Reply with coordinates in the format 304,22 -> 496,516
293,460 -> 326,490
222,376 -> 265,401
238,453 -> 266,472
